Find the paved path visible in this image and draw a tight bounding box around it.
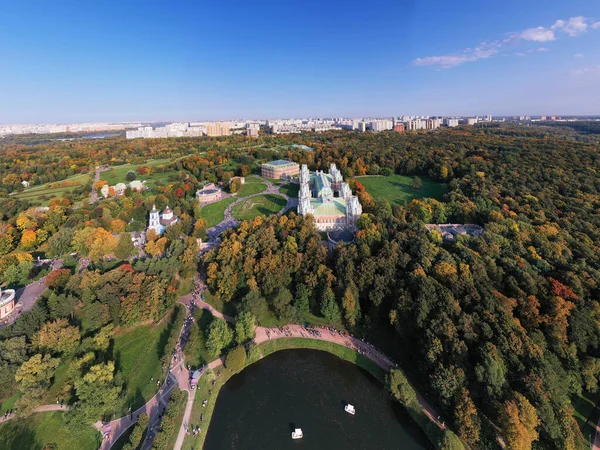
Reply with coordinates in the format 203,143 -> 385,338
205,177 -> 293,241
0,259 -> 63,329
1,403 -> 69,423
90,165 -> 109,204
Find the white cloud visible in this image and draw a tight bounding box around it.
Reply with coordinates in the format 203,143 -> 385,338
520,27 -> 555,42
571,65 -> 600,76
414,41 -> 501,68
574,53 -> 584,58
552,16 -> 588,36
414,16 -> 595,69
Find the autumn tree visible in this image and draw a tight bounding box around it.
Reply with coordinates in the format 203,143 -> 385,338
33,318 -> 80,355
500,392 -> 540,450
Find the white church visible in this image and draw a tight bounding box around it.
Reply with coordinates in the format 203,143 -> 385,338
148,205 -> 179,234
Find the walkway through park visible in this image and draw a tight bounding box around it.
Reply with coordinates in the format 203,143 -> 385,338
206,177 -> 297,241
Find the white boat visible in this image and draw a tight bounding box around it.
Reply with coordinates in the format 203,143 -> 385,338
291,428 -> 303,439
344,404 -> 356,415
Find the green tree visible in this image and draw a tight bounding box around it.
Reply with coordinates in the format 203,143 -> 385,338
69,361 -> 122,425
225,345 -> 247,373
115,233 -> 135,259
387,369 -> 417,406
411,176 -> 423,189
238,290 -> 268,322
125,170 -> 137,182
206,318 -> 233,357
320,288 -> 341,323
234,312 -> 256,344
47,228 -> 75,257
294,284 -> 310,317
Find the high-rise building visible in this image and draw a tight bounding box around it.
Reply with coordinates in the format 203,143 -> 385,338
206,122 -> 232,137
246,123 -> 260,137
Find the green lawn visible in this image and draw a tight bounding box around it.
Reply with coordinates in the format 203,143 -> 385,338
356,174 -> 447,206
113,317 -> 174,415
200,197 -> 237,228
183,309 -> 214,368
43,358 -> 72,404
263,177 -> 285,185
235,182 -> 267,197
244,175 -> 264,183
100,159 -> 174,185
231,194 -> 287,220
0,391 -> 21,415
12,173 -> 92,206
573,392 -> 600,446
0,412 -> 101,450
278,182 -> 299,197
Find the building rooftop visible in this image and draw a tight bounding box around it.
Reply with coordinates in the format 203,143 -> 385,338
0,289 -> 16,309
263,159 -> 298,168
310,197 -> 347,217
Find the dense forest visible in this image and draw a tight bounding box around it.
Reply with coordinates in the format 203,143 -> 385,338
0,125 -> 599,449
204,126 -> 600,450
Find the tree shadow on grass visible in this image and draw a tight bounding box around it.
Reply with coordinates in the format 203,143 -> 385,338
0,420 -> 43,450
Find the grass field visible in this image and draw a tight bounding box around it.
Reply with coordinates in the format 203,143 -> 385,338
100,159 -> 175,186
0,412 -> 101,450
357,174 -> 447,206
573,392 -> 600,446
0,391 -> 21,415
12,173 -> 92,206
200,197 -> 237,228
278,182 -> 299,197
113,317 -> 174,415
235,182 -> 267,197
244,175 -> 264,183
231,194 -> 287,220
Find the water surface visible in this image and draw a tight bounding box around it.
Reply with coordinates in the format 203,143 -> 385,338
205,349 -> 431,450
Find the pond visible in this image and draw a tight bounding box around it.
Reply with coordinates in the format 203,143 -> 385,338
205,349 -> 431,450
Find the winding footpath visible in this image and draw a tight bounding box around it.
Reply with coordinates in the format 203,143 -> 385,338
206,178 -> 297,241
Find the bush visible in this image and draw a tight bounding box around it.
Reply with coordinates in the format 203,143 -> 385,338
225,345 -> 247,373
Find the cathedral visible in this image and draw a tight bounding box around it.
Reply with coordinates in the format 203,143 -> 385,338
148,205 -> 179,235
297,163 -> 362,231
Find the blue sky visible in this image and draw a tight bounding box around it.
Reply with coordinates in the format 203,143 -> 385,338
1,0 -> 599,123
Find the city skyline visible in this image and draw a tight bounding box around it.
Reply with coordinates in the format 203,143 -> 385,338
1,0 -> 600,123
